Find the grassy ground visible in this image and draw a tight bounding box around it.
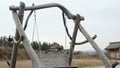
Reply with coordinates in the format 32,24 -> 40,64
0,59 -> 114,68
72,59 -> 115,68
72,59 -> 104,68
0,60 -> 32,68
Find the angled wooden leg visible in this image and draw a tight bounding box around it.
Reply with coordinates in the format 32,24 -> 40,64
10,2 -> 25,68
78,23 -> 112,68
12,11 -> 40,68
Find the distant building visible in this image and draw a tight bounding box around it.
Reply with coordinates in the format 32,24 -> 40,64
105,41 -> 120,59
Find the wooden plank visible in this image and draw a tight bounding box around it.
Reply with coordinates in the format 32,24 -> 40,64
39,52 -> 69,68
12,11 -> 40,68
78,23 -> 112,68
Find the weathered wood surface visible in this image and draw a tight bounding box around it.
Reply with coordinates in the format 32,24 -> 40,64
9,3 -> 76,19
12,11 -> 40,68
69,14 -> 81,65
78,24 -> 112,68
10,2 -> 25,68
75,35 -> 97,45
39,52 -> 69,68
10,2 -> 113,68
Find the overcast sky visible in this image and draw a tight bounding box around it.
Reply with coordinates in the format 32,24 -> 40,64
0,0 -> 120,51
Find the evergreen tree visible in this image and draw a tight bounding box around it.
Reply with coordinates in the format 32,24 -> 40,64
31,41 -> 41,50
41,42 -> 49,51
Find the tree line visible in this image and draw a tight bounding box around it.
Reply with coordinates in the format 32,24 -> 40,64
0,36 -> 62,51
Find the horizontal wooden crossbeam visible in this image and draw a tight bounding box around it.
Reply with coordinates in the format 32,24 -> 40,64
10,3 -> 76,19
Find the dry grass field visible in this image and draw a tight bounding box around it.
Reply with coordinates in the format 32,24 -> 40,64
0,46 -> 115,68
0,59 -> 115,68
0,60 -> 32,68
72,59 -> 105,68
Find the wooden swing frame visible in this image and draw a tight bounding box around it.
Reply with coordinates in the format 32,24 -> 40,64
9,2 -> 112,68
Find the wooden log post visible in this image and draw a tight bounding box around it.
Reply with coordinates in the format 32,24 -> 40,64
12,9 -> 40,68
10,2 -> 25,68
69,14 -> 81,65
78,23 -> 112,68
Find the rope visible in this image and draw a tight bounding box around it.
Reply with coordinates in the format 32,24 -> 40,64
31,10 -> 36,42
24,10 -> 33,30
24,4 -> 34,30
64,29 -> 67,50
32,9 -> 41,54
34,10 -> 40,42
62,12 -> 72,40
